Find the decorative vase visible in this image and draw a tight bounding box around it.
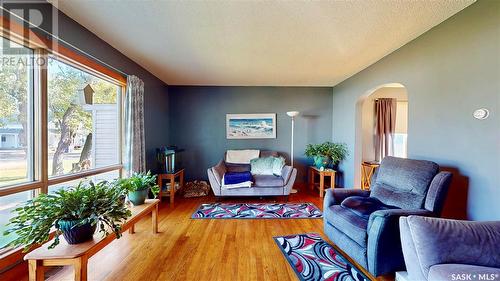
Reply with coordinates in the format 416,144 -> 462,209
58,219 -> 96,244
313,156 -> 330,169
128,188 -> 150,205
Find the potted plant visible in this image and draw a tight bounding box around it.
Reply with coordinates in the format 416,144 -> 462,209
305,141 -> 349,169
4,181 -> 131,251
116,171 -> 160,206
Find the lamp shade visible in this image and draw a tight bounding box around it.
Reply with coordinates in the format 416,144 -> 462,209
286,111 -> 300,117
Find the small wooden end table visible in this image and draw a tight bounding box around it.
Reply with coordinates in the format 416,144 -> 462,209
361,162 -> 380,190
24,199 -> 159,281
308,166 -> 336,198
157,169 -> 184,205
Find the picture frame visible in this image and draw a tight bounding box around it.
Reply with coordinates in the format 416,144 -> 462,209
226,113 -> 277,139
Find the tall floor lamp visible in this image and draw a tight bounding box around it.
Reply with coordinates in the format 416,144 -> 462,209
287,111 -> 300,194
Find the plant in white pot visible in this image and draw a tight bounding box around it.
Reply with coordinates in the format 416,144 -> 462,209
116,171 -> 160,206
4,181 -> 131,251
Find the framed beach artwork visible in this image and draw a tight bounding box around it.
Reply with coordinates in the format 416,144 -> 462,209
226,113 -> 277,139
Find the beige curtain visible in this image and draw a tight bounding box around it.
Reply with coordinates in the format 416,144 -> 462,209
124,75 -> 146,176
375,98 -> 397,162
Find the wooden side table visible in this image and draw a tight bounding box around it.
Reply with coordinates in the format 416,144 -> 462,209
308,166 -> 336,198
361,162 -> 380,190
25,199 -> 159,281
157,169 -> 184,205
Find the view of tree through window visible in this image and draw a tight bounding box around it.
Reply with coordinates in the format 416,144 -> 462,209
48,58 -> 120,177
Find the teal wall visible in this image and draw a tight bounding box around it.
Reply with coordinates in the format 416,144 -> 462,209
331,0 -> 499,220
13,3 -> 170,171
169,86 -> 333,183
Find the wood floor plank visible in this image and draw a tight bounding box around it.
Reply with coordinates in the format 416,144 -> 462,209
7,189 -> 369,281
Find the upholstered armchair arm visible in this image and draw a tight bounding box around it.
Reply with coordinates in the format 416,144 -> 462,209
207,168 -> 221,196
323,188 -> 370,210
366,209 -> 434,276
282,167 -> 297,195
281,166 -> 293,185
424,171 -> 452,214
207,160 -> 226,196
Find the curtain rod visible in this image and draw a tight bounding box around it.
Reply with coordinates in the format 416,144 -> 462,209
374,99 -> 408,102
0,6 -> 129,78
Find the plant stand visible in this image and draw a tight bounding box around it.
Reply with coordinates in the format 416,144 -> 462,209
157,169 -> 185,206
308,166 -> 336,198
361,162 -> 379,190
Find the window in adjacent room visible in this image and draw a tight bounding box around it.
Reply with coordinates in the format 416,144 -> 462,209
394,100 -> 408,158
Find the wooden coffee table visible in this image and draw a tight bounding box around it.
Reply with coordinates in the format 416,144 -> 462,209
24,199 -> 159,281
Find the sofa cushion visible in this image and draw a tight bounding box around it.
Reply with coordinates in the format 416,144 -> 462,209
370,156 -> 439,209
253,174 -> 284,187
260,151 -> 278,158
226,163 -> 251,173
341,196 -> 398,220
324,205 -> 368,246
428,264 -> 500,281
226,149 -> 260,164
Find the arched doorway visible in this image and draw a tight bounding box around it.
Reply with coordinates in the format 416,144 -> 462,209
354,83 -> 408,187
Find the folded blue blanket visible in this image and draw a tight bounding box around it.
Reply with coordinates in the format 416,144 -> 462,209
224,171 -> 253,185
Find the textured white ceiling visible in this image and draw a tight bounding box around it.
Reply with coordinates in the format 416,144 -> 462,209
54,0 -> 475,86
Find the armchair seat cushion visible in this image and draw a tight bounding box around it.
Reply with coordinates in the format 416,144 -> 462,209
253,174 -> 284,187
325,205 -> 368,246
341,196 -> 398,220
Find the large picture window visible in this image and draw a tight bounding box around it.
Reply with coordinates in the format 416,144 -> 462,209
47,57 -> 121,178
0,34 -> 124,256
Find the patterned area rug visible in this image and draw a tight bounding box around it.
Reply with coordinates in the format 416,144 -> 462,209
191,203 -> 322,219
274,233 -> 369,281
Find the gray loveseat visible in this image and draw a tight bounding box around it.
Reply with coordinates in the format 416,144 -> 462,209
323,156 -> 452,276
399,216 -> 500,281
207,151 -> 297,198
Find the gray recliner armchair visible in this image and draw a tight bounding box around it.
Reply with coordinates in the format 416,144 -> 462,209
323,156 -> 452,276
399,216 -> 500,281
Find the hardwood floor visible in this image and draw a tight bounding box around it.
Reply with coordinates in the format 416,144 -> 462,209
3,188 -> 379,281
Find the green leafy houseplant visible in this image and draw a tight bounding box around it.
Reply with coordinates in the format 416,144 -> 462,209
4,181 -> 132,252
304,141 -> 349,169
116,171 -> 160,205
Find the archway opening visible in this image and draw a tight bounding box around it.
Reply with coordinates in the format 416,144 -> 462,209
354,83 -> 408,187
